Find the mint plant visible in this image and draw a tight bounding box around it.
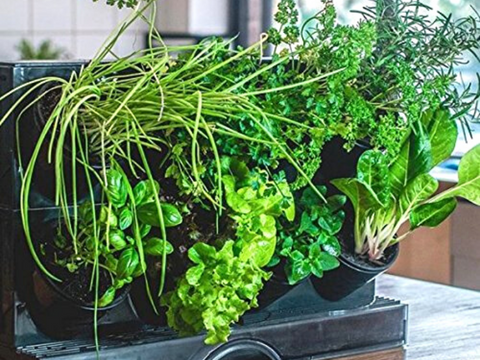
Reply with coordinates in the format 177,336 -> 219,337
270,186 -> 345,284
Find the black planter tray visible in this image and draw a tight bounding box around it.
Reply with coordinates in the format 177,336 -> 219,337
2,295 -> 407,360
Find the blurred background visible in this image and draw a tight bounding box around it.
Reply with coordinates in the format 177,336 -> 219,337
0,0 -> 479,289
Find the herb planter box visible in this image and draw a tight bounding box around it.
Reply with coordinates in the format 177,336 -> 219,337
0,61 -> 100,211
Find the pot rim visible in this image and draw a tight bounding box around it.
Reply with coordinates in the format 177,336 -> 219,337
36,268 -> 131,311
338,243 -> 399,275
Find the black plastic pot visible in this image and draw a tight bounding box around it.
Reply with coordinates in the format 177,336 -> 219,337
28,268 -> 131,339
253,264 -> 308,313
129,275 -> 168,326
313,244 -> 399,301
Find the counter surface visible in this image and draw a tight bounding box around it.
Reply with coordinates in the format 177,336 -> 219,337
377,275 -> 480,360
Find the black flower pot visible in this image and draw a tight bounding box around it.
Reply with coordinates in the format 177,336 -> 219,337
314,137 -> 371,186
28,268 -> 131,339
312,243 -> 399,301
130,275 -> 168,326
254,264 -> 308,312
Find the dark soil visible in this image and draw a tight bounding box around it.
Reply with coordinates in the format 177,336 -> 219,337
54,266 -> 113,306
35,82 -> 62,130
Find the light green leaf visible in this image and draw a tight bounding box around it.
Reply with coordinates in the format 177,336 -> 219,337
399,174 -> 438,215
426,109 -> 457,167
440,144 -> 480,206
357,150 -> 390,202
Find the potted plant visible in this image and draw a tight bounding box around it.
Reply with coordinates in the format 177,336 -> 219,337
315,107 -> 480,300
0,0 -> 479,352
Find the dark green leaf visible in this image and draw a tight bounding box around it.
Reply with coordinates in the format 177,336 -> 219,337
116,248 -> 139,279
318,252 -> 340,271
410,198 -> 457,230
137,202 -> 183,228
144,237 -> 174,257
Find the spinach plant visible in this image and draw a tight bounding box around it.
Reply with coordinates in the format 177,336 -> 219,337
333,108 -> 480,261
270,186 -> 346,284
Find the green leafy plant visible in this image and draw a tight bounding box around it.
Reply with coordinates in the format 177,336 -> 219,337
163,158 -> 295,343
333,108 -> 480,261
52,166 -> 182,306
16,39 -> 65,60
162,241 -> 270,344
270,186 -> 345,284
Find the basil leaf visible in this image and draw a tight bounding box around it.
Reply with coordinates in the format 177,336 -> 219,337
318,252 -> 340,271
286,260 -> 311,285
117,248 -> 139,279
106,169 -> 128,208
98,287 -> 116,307
137,202 -> 183,228
410,198 -> 457,230
118,207 -> 133,230
133,181 -> 148,205
109,229 -> 127,251
144,237 -> 174,257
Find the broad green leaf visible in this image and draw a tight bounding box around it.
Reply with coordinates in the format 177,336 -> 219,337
188,242 -> 216,264
118,207 -> 133,230
399,174 -> 438,215
426,109 -> 457,167
106,169 -> 128,208
389,126 -> 433,198
144,237 -> 174,256
410,198 -> 457,230
186,264 -> 205,286
332,178 -> 382,220
408,122 -> 433,180
357,150 -> 390,202
137,202 -> 183,228
98,287 -> 116,307
117,248 -> 139,279
109,229 -> 127,251
318,252 -> 340,271
441,144 -> 480,206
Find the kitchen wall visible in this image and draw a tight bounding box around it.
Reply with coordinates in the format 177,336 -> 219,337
0,0 -> 152,60
0,0 -> 231,61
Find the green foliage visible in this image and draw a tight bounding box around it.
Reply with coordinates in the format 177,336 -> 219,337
162,241 -> 270,345
102,0 -> 140,9
222,158 -> 295,267
271,186 -> 345,284
16,39 -> 65,60
333,108 -> 480,261
52,167 -> 181,306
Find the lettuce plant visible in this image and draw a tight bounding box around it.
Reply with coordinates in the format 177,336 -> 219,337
162,241 -> 270,344
333,108 -> 480,261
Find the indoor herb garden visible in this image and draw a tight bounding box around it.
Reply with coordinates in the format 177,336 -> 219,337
0,0 -> 479,351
